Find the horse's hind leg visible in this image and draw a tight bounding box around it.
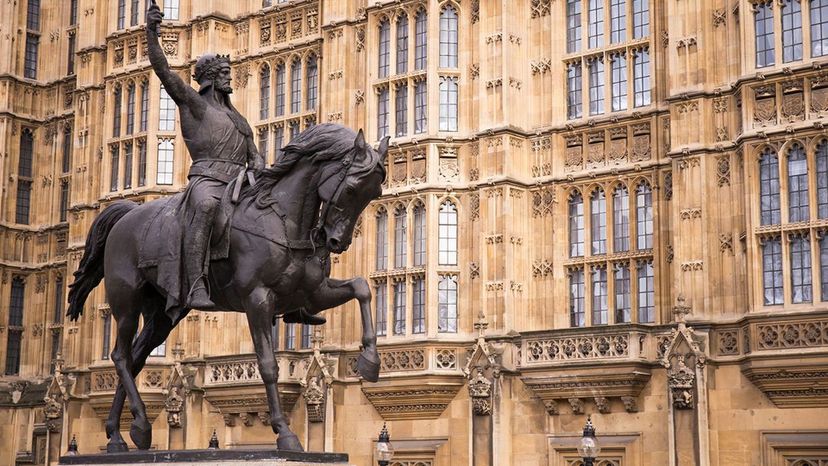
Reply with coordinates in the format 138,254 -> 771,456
106,305 -> 174,452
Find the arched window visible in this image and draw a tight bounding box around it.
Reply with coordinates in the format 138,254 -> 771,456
413,203 -> 426,266
306,55 -> 318,110
376,208 -> 388,271
817,141 -> 828,219
569,192 -> 585,257
437,275 -> 457,333
614,263 -> 631,323
110,145 -> 119,192
395,84 -> 408,137
140,80 -> 149,132
781,0 -> 803,63
159,85 -> 176,131
762,236 -> 784,305
759,147 -> 781,225
755,1 -> 775,68
788,143 -> 809,222
117,0 -> 125,29
258,128 -> 269,163
62,126 -> 72,174
635,182 -> 653,250
377,86 -> 389,139
438,201 -> 458,265
414,9 -> 427,70
613,185 -> 630,252
790,233 -> 812,303
5,277 -> 26,375
396,14 -> 409,74
126,83 -> 135,135
394,205 -> 407,268
812,0 -> 828,57
591,188 -> 607,255
19,129 -> 33,178
378,18 -> 390,78
260,64 -> 270,120
290,59 -> 301,113
113,85 -> 122,137
438,77 -> 458,131
393,281 -> 406,335
375,281 -> 387,336
412,277 -> 425,334
569,267 -> 585,327
157,139 -> 174,185
637,260 -> 655,322
439,5 -> 458,68
592,266 -> 608,325
275,64 -> 285,116
123,142 -> 133,189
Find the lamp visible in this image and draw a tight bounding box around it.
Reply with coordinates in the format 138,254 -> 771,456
375,422 -> 394,466
577,416 -> 600,466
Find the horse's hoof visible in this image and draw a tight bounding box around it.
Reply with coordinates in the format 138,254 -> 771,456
106,439 -> 129,453
276,433 -> 304,451
129,419 -> 152,450
357,352 -> 380,383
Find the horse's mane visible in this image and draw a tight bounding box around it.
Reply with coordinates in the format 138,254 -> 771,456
252,123 -> 385,200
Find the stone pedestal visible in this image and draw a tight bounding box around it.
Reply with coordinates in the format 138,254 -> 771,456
58,449 -> 351,466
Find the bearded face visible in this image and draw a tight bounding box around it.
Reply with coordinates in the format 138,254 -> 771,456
214,64 -> 233,94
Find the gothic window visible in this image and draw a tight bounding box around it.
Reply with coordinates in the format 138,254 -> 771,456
569,191 -> 585,257
394,281 -> 406,335
397,14 -> 409,74
414,80 -> 427,133
437,275 -> 457,333
611,53 -> 627,112
613,185 -> 630,252
163,0 -> 179,21
376,208 -> 388,271
140,81 -> 149,132
274,126 -> 284,160
812,0 -> 828,57
781,0 -> 803,63
118,0 -> 126,29
567,62 -> 583,119
396,85 -> 408,137
375,281 -> 387,337
157,139 -> 174,185
633,48 -> 651,107
27,0 -> 40,30
614,263 -> 631,323
126,83 -> 136,135
138,142 -> 147,187
570,268 -> 585,327
50,332 -> 61,374
412,278 -> 425,333
439,77 -> 458,132
632,0 -> 649,39
289,121 -> 299,139
438,201 -> 458,265
270,320 -> 279,350
439,5 -> 458,68
816,141 -> 828,219
60,181 -> 69,223
790,233 -> 812,303
285,324 -> 296,349
19,129 -> 33,178
377,87 -> 389,139
413,203 -> 426,266
159,86 -> 176,131
260,64 -> 270,120
24,34 -> 39,79
68,34 -> 76,75
637,260 -> 655,322
70,0 -> 78,26
110,145 -> 119,192
610,0 -> 626,43
275,64 -> 285,116
123,142 -> 133,189
113,85 -> 122,137
588,57 -> 605,115
394,205 -> 407,268
755,1 -> 775,68
591,188 -> 607,255
62,127 -> 72,173
415,9 -> 427,70
379,18 -> 390,78
306,55 -> 318,110
760,148 -> 782,225
54,275 -> 65,323
592,266 -> 608,325
131,0 -> 140,26
101,311 -> 112,360
821,235 -> 828,301
567,0 -> 582,53
5,277 -> 25,375
150,340 -> 166,357
290,59 -> 301,113
259,129 -> 269,163
763,236 -> 784,305
16,181 -> 31,224
788,144 -> 809,222
300,325 -> 311,349
636,182 -> 653,250
588,0 -> 604,49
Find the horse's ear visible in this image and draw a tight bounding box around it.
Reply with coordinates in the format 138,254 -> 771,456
378,136 -> 390,162
354,129 -> 366,151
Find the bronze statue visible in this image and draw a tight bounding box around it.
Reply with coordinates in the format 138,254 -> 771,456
66,1 -> 389,453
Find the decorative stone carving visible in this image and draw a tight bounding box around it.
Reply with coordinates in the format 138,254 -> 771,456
362,380 -> 464,420
532,259 -> 553,278
531,0 -> 551,17
717,330 -> 739,355
568,398 -> 584,414
470,193 -> 480,220
668,355 -> 696,409
161,33 -> 178,57
525,333 -> 630,363
531,187 -> 555,217
302,376 -> 324,423
621,396 -> 638,413
594,396 -> 610,413
719,233 -> 734,254
754,96 -> 776,127
663,171 -> 673,200
631,134 -> 651,162
164,386 -> 184,428
661,296 -> 707,410
716,155 -> 731,186
355,26 -> 365,51
468,371 -> 493,415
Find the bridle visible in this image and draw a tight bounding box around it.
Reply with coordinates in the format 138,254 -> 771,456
311,154 -> 355,247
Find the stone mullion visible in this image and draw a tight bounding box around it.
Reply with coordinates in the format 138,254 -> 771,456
802,0 -> 813,61
607,260 -> 618,324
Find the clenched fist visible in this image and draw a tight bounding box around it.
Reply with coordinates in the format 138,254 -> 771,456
146,0 -> 163,34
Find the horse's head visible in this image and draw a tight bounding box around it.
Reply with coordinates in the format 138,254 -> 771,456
316,129 -> 388,253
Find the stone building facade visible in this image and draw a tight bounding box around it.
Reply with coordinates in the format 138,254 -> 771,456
1,0 -> 828,465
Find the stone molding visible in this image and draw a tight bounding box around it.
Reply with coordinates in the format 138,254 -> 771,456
361,375 -> 464,420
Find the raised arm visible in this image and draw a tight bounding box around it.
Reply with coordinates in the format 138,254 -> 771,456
146,1 -> 203,115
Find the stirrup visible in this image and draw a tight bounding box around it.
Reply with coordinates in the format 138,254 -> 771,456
282,308 -> 326,325
187,279 -> 215,309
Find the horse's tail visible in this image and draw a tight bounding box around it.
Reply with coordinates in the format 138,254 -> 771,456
67,201 -> 138,321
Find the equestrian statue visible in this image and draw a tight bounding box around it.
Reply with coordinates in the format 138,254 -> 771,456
66,0 -> 388,453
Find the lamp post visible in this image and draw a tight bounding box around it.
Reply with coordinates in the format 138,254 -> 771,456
577,416 -> 600,466
375,422 -> 394,466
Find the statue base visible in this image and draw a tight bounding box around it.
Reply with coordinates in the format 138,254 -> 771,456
58,449 -> 350,466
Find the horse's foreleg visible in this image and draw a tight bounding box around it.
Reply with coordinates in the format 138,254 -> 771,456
306,277 -> 379,382
245,288 -> 303,451
106,314 -> 175,452
110,312 -> 153,450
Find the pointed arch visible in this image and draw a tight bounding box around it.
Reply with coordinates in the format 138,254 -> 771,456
439,3 -> 459,68
375,205 -> 388,271
635,181 -> 653,250
438,199 -> 458,266
758,145 -> 781,226
569,189 -> 585,258
590,186 -> 607,255
787,141 -> 809,222
259,62 -> 271,120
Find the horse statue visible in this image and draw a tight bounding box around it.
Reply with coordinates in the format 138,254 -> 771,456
67,124 -> 389,452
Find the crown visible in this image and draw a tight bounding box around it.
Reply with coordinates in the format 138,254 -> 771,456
193,54 -> 231,83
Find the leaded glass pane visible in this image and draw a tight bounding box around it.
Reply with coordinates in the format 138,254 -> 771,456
755,2 -> 775,68
570,268 -> 585,327
614,185 -> 630,252
760,149 -> 782,225
438,202 -> 458,265
570,192 -> 585,257
438,275 -> 457,333
592,267 -> 608,325
591,189 -> 607,255
787,144 -> 809,222
790,234 -> 812,303
763,237 -> 784,305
